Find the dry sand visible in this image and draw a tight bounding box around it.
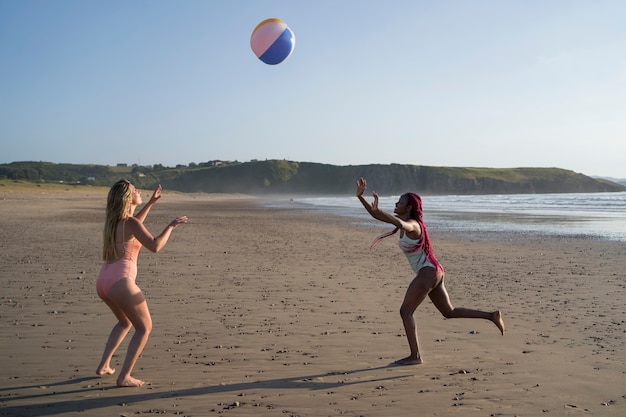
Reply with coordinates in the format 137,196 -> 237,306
0,185 -> 625,416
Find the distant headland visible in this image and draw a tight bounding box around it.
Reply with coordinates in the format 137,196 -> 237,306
1,160 -> 624,195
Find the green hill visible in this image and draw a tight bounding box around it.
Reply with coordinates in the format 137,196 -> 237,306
1,160 -> 624,195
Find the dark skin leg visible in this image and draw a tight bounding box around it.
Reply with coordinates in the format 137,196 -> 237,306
396,267 -> 504,365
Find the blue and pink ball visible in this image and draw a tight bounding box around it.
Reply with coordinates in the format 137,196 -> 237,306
250,18 -> 295,65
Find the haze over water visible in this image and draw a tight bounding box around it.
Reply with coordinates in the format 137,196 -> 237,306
270,192 -> 626,242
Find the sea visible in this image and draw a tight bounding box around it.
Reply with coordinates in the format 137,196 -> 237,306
265,192 -> 626,242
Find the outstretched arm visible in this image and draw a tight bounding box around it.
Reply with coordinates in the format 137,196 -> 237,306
135,184 -> 162,223
356,177 -> 396,224
356,177 -> 383,219
355,177 -> 420,233
127,215 -> 188,253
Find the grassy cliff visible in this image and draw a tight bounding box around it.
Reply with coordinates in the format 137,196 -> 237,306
166,161 -> 625,195
1,160 -> 624,195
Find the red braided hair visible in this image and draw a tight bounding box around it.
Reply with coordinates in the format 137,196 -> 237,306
370,192 -> 443,272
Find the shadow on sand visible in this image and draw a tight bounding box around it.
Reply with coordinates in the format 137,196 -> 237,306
0,364 -> 409,416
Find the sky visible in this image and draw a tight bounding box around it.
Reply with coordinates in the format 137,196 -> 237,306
1,1 -> 625,178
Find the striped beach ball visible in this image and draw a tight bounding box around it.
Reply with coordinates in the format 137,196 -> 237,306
250,18 -> 295,65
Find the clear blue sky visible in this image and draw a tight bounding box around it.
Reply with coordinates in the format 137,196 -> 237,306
1,1 -> 625,178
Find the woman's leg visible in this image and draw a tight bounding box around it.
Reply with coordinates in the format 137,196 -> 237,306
396,267 -> 441,365
96,297 -> 132,376
429,279 -> 505,335
106,278 -> 153,387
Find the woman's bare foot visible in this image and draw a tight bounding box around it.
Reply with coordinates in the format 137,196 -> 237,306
116,376 -> 145,387
96,365 -> 115,376
492,310 -> 505,335
393,356 -> 423,366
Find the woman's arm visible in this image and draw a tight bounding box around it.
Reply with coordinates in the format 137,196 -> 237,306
356,177 -> 398,224
126,215 -> 188,253
135,184 -> 162,223
356,177 -> 420,234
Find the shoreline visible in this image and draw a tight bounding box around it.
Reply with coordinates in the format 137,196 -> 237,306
3,179 -> 624,241
264,193 -> 626,243
1,191 -> 625,416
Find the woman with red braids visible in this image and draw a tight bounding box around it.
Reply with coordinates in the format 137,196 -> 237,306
356,177 -> 505,365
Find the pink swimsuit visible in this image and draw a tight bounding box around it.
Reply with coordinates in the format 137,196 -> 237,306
96,220 -> 142,298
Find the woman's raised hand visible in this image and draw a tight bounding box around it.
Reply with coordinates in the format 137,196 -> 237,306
151,184 -> 163,203
371,191 -> 380,212
356,177 -> 367,197
169,216 -> 188,228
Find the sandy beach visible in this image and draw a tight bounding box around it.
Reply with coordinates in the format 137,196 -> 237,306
1,185 -> 625,416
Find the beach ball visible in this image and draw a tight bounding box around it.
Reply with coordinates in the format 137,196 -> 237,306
250,18 -> 295,65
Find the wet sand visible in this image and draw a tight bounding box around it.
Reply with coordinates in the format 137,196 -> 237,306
1,186 -> 625,416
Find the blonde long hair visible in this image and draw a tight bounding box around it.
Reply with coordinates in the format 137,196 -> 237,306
102,179 -> 133,261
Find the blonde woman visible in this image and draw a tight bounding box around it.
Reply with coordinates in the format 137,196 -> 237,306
95,179 -> 187,387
